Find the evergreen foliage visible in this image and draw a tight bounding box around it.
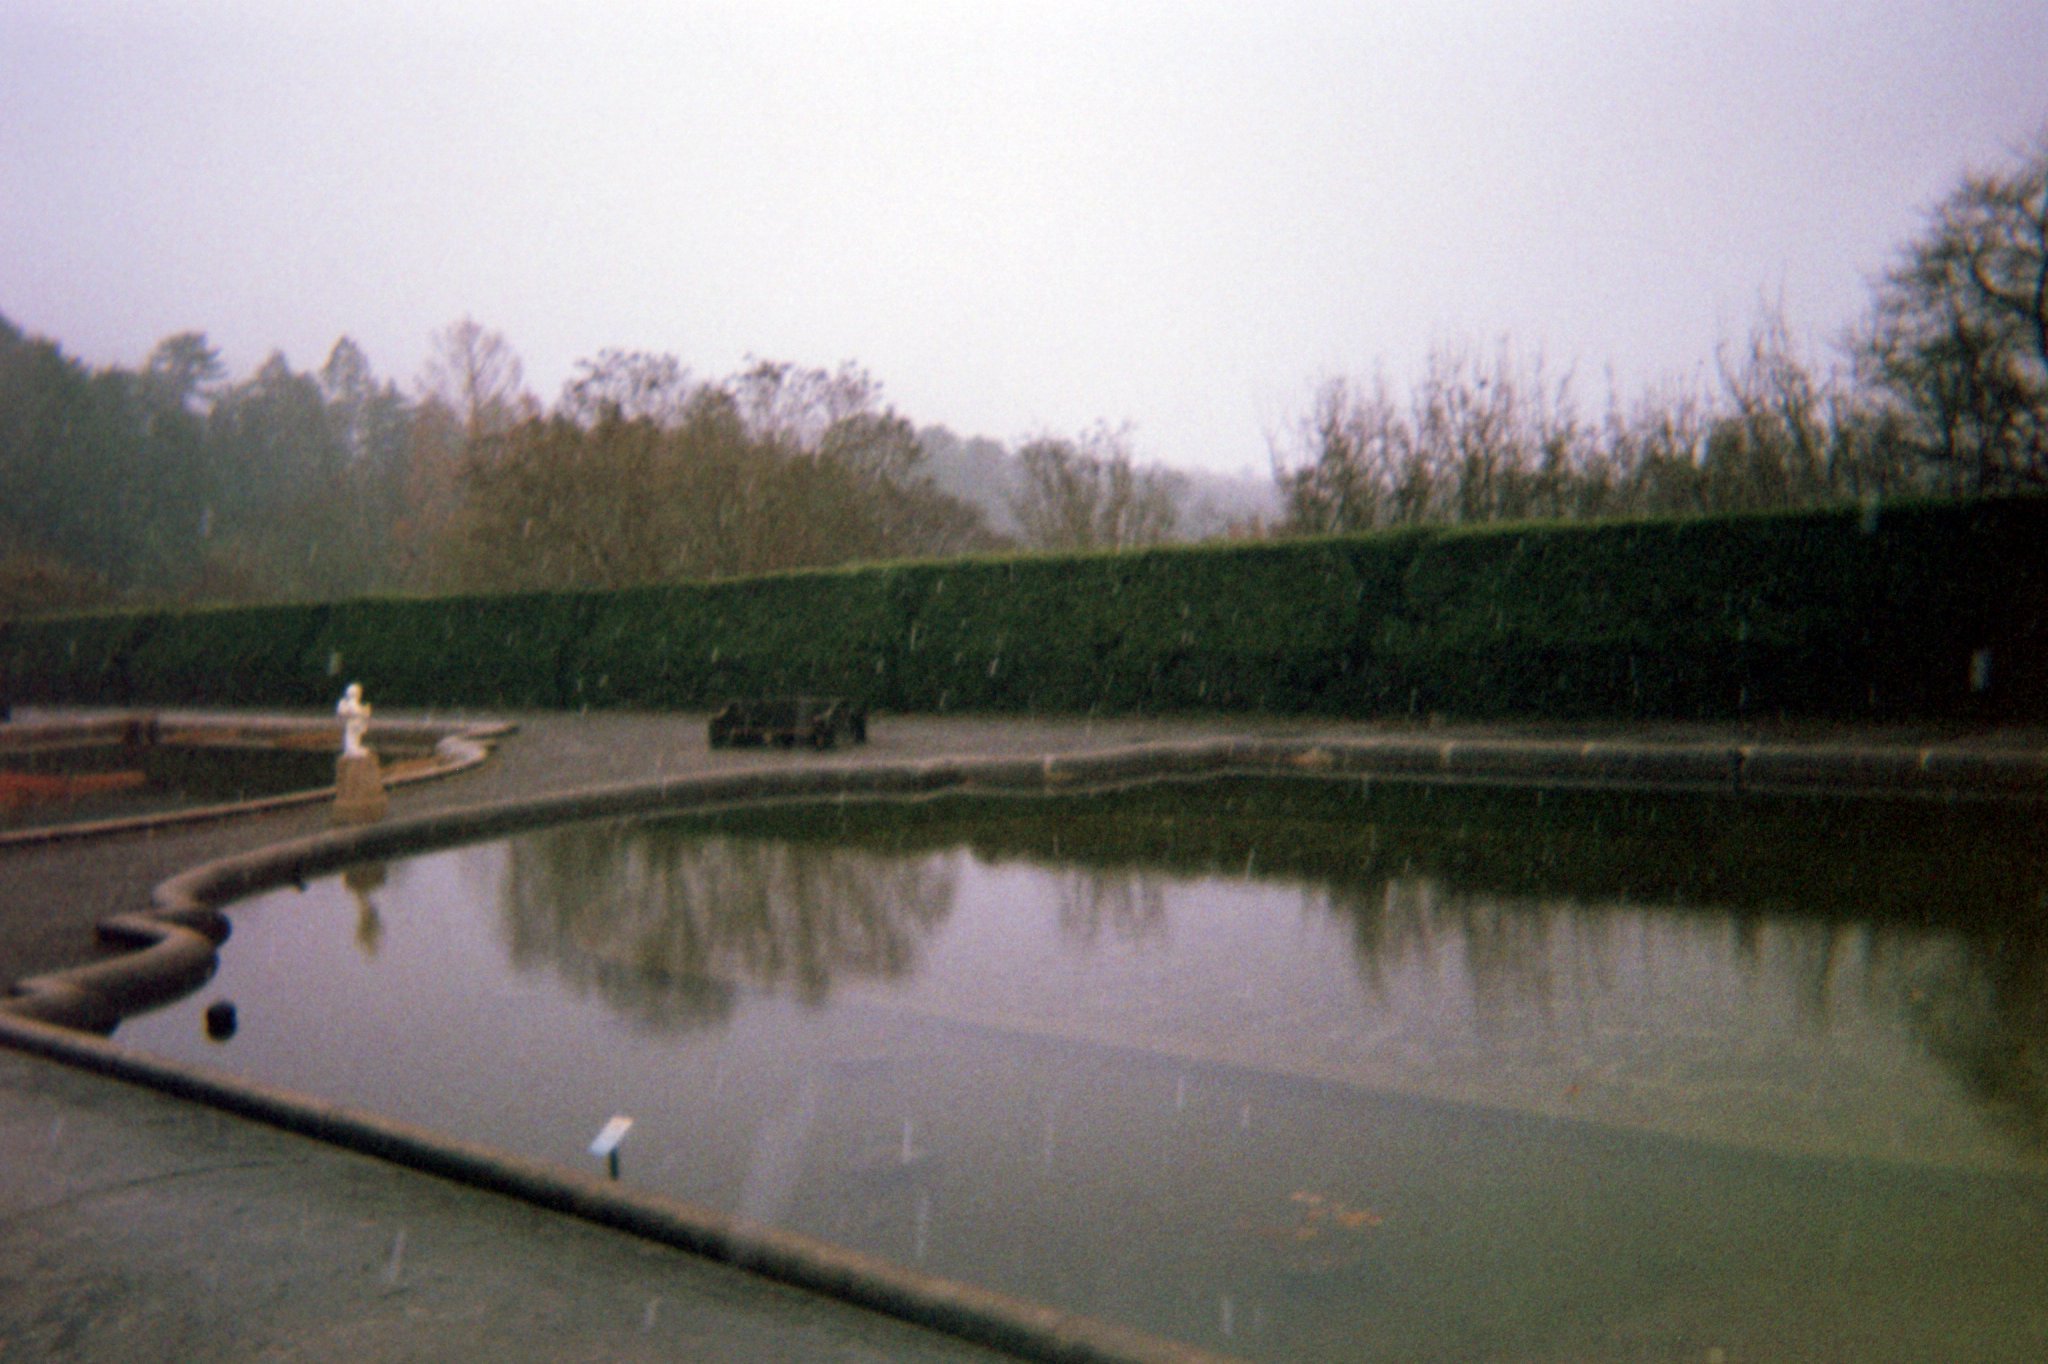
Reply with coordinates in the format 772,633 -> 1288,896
312,592 -> 603,709
6,495 -> 2042,724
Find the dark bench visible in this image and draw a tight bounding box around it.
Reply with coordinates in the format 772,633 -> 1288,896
707,697 -> 868,750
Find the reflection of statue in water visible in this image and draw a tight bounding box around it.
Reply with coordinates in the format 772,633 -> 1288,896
338,683 -> 372,758
346,862 -> 389,956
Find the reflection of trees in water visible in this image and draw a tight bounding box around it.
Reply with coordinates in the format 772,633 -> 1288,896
1313,872 -> 2048,1149
1331,876 -> 1747,1019
497,822 -> 957,1029
516,778 -> 2048,1140
1322,876 -> 1637,1027
1864,917 -> 2048,1148
1050,867 -> 1167,945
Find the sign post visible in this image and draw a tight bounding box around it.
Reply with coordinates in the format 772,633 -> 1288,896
589,1115 -> 634,1180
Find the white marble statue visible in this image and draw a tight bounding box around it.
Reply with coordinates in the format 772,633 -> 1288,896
338,682 -> 372,759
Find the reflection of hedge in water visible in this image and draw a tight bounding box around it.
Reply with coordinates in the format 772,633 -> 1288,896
495,821 -> 956,1028
644,777 -> 2047,928
648,776 -> 2048,1141
7,493 -> 2045,720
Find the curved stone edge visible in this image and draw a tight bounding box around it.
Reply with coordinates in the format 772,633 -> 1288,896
4,910 -> 228,1033
19,731 -> 2044,1033
0,717 -> 515,851
6,730 -> 2047,1363
0,1010 -> 1235,1364
1276,733 -> 2048,798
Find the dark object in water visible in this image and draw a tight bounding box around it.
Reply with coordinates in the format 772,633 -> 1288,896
203,999 -> 238,1041
708,697 -> 868,751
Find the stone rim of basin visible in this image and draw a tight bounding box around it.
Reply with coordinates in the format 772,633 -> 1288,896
0,709 -> 512,849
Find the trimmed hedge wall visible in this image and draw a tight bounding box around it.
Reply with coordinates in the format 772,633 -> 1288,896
5,495 -> 2045,723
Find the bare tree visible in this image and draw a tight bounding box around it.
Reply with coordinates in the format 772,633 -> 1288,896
417,316 -> 533,443
1271,375 -> 1406,534
729,358 -> 882,452
558,349 -> 696,427
1855,129 -> 2048,490
1705,304 -> 1841,511
1272,345 -> 1593,532
438,356 -> 996,592
1009,422 -> 1180,551
1600,374 -> 1713,516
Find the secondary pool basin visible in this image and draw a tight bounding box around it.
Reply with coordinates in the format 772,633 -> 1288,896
105,762 -> 2048,1363
0,711 -> 506,846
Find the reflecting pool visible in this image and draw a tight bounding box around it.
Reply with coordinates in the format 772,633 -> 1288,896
0,739 -> 338,830
120,777 -> 2048,1361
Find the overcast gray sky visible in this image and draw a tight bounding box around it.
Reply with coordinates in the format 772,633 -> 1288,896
4,1 -> 2044,475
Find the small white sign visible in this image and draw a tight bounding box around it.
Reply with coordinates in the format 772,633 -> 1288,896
589,1115 -> 634,1157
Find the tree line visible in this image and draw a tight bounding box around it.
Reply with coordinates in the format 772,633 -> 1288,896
0,306 -> 1198,615
3,131 -> 2042,615
1,321 -> 435,613
1273,131 -> 2047,532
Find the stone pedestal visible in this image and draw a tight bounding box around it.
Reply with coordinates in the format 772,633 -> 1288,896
333,751 -> 388,824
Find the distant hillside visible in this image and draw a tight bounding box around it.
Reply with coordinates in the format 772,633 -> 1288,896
1170,464 -> 1282,540
917,426 -> 1022,535
917,425 -> 1279,543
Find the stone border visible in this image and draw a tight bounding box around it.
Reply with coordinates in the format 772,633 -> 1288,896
0,1010 -> 1227,1364
6,731 -> 2047,1364
13,726 -> 2047,1035
0,712 -> 513,850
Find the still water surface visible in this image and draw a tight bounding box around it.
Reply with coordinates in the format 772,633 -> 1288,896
0,741 -> 336,829
122,778 -> 2048,1361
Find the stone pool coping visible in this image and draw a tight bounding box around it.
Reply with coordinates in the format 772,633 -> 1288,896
5,725 -> 2047,1364
0,710 -> 514,850
20,728 -> 2047,1030
0,1009 -> 1224,1364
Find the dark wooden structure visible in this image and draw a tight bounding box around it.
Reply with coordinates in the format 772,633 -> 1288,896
707,697 -> 868,750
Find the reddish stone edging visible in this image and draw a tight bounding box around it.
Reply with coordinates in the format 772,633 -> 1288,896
0,715 -> 512,850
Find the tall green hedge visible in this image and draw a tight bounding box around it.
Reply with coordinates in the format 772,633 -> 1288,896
2,608 -> 152,705
124,600 -> 334,707
5,495 -> 2044,723
312,592 -> 603,709
573,569 -> 905,709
